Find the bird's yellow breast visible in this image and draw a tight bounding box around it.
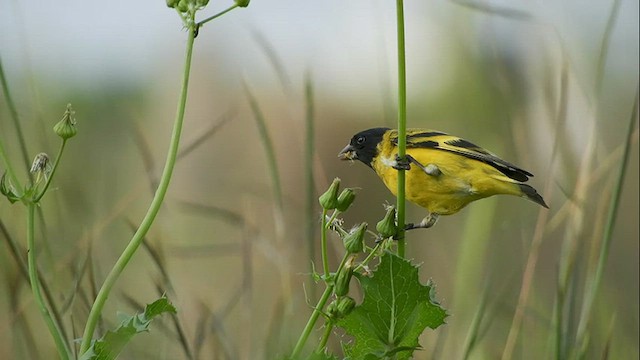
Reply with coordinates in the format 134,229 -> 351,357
371,134 -> 521,215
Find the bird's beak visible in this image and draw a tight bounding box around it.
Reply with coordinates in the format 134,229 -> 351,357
338,144 -> 356,160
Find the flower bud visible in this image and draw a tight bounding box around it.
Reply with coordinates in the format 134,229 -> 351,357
166,0 -> 179,8
235,0 -> 250,8
327,296 -> 356,320
376,206 -> 397,238
53,104 -> 77,140
343,222 -> 366,254
335,296 -> 356,317
336,188 -> 356,212
334,264 -> 353,297
176,0 -> 189,12
319,178 -> 340,210
196,0 -> 209,7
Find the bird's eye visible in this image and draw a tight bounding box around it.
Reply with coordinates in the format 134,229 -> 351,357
356,136 -> 365,145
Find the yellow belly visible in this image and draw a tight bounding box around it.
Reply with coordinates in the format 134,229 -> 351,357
371,148 -> 521,215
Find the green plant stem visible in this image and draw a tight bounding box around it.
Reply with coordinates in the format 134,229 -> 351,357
26,203 -> 72,360
354,242 -> 382,272
291,285 -> 333,358
197,4 -> 239,27
292,253 -> 350,358
33,140 -> 66,203
321,208 -> 329,278
316,320 -> 335,353
78,24 -> 197,355
395,0 -> 408,258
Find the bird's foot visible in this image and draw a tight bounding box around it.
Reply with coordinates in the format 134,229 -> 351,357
405,214 -> 440,230
393,155 -> 411,171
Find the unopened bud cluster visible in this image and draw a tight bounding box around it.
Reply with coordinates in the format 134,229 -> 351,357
166,0 -> 209,12
319,178 -> 356,212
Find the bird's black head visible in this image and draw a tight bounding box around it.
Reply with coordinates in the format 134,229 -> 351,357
338,127 -> 389,168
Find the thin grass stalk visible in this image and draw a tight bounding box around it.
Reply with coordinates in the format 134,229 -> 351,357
501,58 -> 569,360
395,0 -> 407,258
244,84 -> 284,211
304,73 -> 317,295
461,280 -> 490,360
243,82 -> 292,309
78,23 -> 198,354
574,85 -> 638,355
0,59 -> 31,173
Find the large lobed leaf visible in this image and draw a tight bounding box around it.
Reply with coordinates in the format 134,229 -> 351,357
338,252 -> 447,359
80,296 -> 176,360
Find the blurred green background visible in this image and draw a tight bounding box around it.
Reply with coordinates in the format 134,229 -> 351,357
0,0 -> 638,359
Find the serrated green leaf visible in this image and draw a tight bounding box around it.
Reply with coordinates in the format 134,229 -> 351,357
305,350 -> 339,360
337,252 -> 447,360
80,296 -> 176,360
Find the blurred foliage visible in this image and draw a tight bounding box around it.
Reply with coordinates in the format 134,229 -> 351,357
1,1 -> 638,359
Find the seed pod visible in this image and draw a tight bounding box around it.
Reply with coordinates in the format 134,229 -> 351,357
376,206 -> 397,239
336,188 -> 356,212
235,0 -> 250,7
319,178 -> 340,210
343,222 -> 366,254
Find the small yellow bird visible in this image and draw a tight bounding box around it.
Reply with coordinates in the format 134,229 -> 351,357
338,128 -> 548,229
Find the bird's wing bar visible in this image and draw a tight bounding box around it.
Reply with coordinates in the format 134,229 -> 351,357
391,131 -> 533,182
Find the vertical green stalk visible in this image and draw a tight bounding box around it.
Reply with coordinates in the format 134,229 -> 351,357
79,23 -> 197,355
395,0 -> 408,257
27,203 -> 72,360
305,74 -> 316,294
321,208 -> 329,278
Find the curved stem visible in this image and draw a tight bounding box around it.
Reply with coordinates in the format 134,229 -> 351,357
27,203 -> 72,360
197,4 -> 239,27
79,24 -> 197,355
33,140 -> 66,203
395,0 -> 408,258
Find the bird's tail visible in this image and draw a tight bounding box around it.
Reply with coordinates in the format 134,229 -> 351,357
518,184 -> 548,208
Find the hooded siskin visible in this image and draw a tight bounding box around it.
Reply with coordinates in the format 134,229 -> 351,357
339,128 -> 547,228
